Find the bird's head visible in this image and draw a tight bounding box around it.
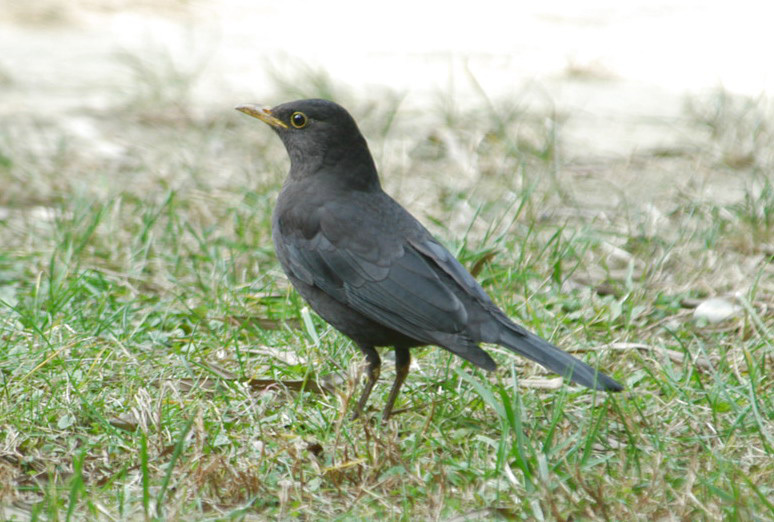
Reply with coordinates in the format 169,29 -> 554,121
236,99 -> 377,186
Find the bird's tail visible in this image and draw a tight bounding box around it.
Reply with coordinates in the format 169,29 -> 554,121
497,324 -> 622,391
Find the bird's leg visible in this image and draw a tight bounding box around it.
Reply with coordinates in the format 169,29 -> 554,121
381,347 -> 411,422
351,344 -> 380,420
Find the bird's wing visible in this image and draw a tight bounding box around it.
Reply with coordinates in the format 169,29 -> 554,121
407,237 -> 495,307
283,229 -> 468,338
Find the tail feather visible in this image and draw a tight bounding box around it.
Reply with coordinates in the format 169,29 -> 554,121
497,325 -> 622,391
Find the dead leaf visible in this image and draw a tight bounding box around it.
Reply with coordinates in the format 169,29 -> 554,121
592,342 -> 712,372
469,250 -> 498,277
221,316 -> 302,330
244,376 -> 340,395
519,377 -> 564,389
108,412 -> 140,432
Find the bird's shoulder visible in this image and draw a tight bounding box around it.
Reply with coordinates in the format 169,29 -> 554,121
275,182 -> 421,257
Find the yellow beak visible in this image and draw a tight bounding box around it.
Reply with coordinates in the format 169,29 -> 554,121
235,104 -> 288,129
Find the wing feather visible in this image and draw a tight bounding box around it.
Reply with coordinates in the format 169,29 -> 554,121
282,230 -> 468,340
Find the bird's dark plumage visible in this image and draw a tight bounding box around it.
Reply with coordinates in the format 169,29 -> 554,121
237,98 -> 622,421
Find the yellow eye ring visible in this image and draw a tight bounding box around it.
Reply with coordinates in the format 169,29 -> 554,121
290,112 -> 308,128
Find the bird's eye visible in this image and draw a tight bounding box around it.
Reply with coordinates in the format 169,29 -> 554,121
290,112 -> 308,128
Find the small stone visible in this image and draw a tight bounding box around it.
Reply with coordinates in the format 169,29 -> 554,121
693,298 -> 742,323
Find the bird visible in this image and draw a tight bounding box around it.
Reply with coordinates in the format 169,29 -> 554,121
236,98 -> 622,422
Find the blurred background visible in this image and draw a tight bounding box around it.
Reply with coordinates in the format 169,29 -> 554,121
3,0 -> 773,243
2,0 -> 772,156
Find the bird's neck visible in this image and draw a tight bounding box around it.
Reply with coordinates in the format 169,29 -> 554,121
289,138 -> 382,192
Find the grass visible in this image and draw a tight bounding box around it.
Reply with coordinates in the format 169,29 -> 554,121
0,61 -> 772,520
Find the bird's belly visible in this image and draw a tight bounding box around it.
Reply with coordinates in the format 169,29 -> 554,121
287,270 -> 421,349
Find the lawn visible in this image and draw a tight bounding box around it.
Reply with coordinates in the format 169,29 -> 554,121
0,67 -> 772,520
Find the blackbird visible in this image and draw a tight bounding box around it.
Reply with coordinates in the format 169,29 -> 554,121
237,99 -> 622,421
